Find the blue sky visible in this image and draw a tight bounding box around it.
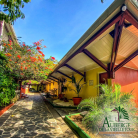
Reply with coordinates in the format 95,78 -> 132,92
13,0 -> 114,62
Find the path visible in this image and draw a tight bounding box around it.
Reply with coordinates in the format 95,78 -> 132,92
0,93 -> 77,138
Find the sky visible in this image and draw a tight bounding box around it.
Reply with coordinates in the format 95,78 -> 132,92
13,0 -> 114,62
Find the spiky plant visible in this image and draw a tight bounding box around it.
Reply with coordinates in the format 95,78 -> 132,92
69,76 -> 86,97
78,84 -> 138,134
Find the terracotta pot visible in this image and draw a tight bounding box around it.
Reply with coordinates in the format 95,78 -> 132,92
58,94 -> 65,99
73,97 -> 82,105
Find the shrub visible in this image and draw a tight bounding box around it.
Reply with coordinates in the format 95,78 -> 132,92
78,84 -> 138,134
0,52 -> 18,107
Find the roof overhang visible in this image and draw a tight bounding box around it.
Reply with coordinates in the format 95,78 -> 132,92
47,0 -> 138,80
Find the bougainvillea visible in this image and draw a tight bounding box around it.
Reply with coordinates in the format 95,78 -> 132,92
1,39 -> 58,82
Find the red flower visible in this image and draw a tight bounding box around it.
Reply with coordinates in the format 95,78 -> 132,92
23,44 -> 26,46
38,57 -> 42,62
17,55 -> 21,59
38,51 -> 43,55
25,67 -> 27,70
34,41 -> 40,46
44,45 -> 47,48
42,53 -> 45,57
9,40 -> 12,43
36,46 -> 41,51
27,49 -> 31,52
51,57 -> 55,60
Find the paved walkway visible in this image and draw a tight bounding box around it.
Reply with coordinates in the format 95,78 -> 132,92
0,93 -> 77,138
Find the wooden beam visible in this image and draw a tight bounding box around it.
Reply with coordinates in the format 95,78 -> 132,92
110,22 -> 119,71
51,12 -> 123,75
112,17 -> 124,71
50,76 -> 59,80
124,10 -> 138,29
82,49 -> 108,71
48,78 -> 58,82
46,80 -> 52,83
114,50 -> 138,72
57,71 -> 72,79
64,64 -> 84,77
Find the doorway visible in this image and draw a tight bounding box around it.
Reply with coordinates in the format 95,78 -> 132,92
99,72 -> 108,95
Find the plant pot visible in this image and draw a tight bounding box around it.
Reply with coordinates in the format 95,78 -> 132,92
58,94 -> 65,100
73,97 -> 82,105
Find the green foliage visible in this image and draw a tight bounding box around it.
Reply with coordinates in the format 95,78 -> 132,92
78,84 -> 138,134
69,76 -> 86,97
0,52 -> 18,107
2,40 -> 58,82
22,80 -> 40,85
0,0 -> 31,23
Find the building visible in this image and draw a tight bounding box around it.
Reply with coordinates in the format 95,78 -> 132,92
46,0 -> 138,106
0,20 -> 17,51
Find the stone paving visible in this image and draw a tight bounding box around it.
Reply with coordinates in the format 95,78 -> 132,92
0,93 -> 73,138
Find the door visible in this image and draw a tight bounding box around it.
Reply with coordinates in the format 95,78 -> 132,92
99,72 -> 108,95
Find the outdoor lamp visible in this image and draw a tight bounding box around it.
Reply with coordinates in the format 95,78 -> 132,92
122,5 -> 127,11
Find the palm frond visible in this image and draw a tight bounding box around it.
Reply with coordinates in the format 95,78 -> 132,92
78,84 -> 137,132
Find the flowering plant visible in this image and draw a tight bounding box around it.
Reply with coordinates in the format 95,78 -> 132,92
1,39 -> 58,82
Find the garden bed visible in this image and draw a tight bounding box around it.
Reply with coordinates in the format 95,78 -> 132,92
65,113 -> 138,138
41,94 -> 78,109
0,103 -> 14,117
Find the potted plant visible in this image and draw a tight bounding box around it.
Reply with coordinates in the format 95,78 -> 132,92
70,76 -> 86,105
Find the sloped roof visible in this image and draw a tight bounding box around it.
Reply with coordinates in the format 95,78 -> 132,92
48,0 -> 138,79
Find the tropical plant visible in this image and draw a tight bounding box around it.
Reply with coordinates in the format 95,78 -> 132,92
78,84 -> 138,134
69,76 -> 86,97
0,0 -> 31,23
1,39 -> 58,82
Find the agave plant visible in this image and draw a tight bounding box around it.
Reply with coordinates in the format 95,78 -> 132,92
78,84 -> 138,134
69,76 -> 86,97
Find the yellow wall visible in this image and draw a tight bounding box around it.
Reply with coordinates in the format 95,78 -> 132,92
62,67 -> 111,100
30,85 -> 45,91
46,82 -> 58,95
31,85 -> 37,91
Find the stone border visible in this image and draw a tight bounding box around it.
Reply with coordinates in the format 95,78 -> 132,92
0,103 -> 14,117
65,113 -> 91,138
41,94 -> 78,109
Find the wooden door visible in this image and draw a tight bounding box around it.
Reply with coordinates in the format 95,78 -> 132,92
99,72 -> 108,95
